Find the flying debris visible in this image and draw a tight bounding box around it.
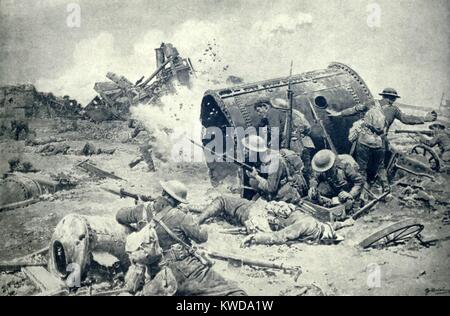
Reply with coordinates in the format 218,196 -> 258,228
84,43 -> 195,122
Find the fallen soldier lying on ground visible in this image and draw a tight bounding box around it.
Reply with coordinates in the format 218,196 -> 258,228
242,206 -> 355,247
198,195 -> 354,244
25,136 -> 65,146
36,143 -> 70,156
76,142 -> 116,156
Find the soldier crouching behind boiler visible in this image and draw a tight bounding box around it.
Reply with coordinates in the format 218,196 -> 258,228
308,150 -> 364,215
243,135 -> 307,204
116,180 -> 247,296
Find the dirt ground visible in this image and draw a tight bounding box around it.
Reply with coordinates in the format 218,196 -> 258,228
0,119 -> 449,296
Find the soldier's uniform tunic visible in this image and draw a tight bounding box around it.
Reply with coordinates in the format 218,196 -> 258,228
248,150 -> 305,204
249,211 -> 345,245
309,154 -> 364,201
341,98 -> 429,186
342,98 -> 427,151
348,101 -> 388,187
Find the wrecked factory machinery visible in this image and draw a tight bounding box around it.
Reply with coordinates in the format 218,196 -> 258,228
84,42 -> 195,122
48,214 -> 131,281
200,62 -> 374,195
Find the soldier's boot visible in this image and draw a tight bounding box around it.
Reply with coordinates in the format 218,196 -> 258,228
197,197 -> 225,224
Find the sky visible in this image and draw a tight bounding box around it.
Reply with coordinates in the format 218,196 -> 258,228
0,0 -> 449,107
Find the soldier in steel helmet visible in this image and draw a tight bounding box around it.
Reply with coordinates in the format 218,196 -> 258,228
327,88 -> 437,191
116,180 -> 246,296
419,120 -> 450,164
308,149 -> 364,214
327,88 -> 437,131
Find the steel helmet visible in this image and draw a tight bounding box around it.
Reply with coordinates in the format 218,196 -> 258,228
379,88 -> 401,99
242,135 -> 268,153
311,149 -> 336,173
160,180 -> 188,204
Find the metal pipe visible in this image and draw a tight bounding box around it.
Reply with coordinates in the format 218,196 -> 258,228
139,57 -> 173,88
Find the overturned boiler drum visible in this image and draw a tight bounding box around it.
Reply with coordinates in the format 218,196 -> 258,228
0,174 -> 42,206
200,62 -> 374,186
48,214 -> 131,280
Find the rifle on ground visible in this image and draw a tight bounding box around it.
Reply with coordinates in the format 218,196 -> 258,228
188,138 -> 260,174
205,250 -> 302,281
219,227 -> 248,235
101,187 -> 154,202
306,99 -> 337,154
352,191 -> 390,220
394,130 -> 434,137
284,61 -> 294,150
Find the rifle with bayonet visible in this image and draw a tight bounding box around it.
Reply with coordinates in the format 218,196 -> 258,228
394,130 -> 434,137
188,138 -> 261,174
101,187 -> 154,202
306,99 -> 337,154
284,61 -> 294,150
204,250 -> 302,281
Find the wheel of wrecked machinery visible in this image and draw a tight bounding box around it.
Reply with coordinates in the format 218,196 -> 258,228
359,219 -> 424,249
410,144 -> 441,172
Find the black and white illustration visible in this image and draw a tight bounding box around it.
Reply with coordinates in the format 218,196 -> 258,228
0,0 -> 449,297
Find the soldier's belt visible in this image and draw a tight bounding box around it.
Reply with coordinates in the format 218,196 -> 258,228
163,244 -> 190,262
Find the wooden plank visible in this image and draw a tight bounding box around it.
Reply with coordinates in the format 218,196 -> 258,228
22,266 -> 66,293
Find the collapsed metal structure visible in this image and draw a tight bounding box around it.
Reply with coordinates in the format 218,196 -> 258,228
84,43 -> 195,122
